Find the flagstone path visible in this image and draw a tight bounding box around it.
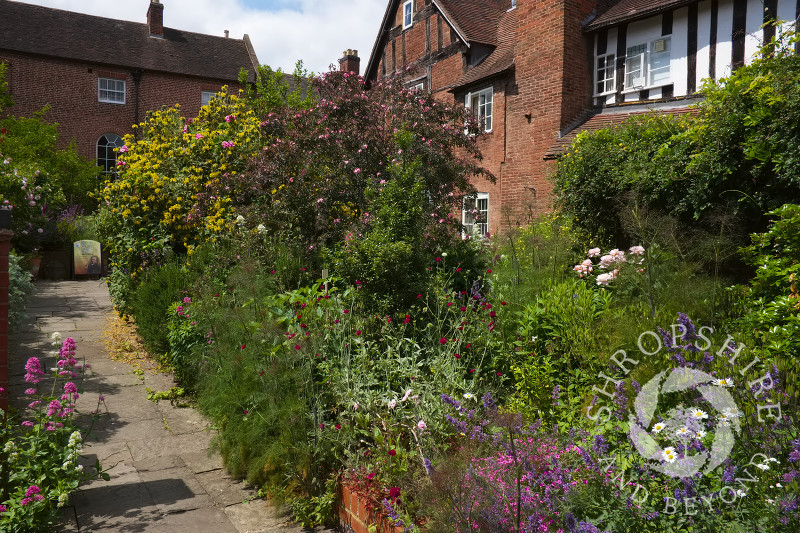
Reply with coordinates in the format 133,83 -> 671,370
9,280 -> 329,533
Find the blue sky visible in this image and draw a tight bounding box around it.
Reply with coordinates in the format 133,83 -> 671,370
18,0 -> 385,73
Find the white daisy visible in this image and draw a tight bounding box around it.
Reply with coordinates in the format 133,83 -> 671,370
662,447 -> 677,463
713,377 -> 734,387
463,393 -> 475,400
692,409 -> 708,420
676,427 -> 692,438
652,422 -> 666,433
755,463 -> 769,471
695,430 -> 706,439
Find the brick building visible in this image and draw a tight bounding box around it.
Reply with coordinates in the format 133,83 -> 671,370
363,0 -> 800,235
0,0 -> 259,173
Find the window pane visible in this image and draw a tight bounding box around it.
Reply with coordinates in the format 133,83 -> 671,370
649,39 -> 671,85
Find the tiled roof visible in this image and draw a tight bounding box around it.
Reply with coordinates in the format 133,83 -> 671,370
0,0 -> 258,82
451,8 -> 516,89
544,103 -> 699,158
586,0 -> 697,31
365,0 -> 510,84
435,0 -> 507,46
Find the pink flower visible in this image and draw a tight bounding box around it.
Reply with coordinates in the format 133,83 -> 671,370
24,388 -> 36,395
64,382 -> 78,394
21,420 -> 34,427
119,145 -> 128,153
194,133 -> 204,139
225,114 -> 235,122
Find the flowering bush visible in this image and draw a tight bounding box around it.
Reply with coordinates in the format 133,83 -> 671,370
96,88 -> 264,283
0,335 -> 108,532
573,246 -> 645,286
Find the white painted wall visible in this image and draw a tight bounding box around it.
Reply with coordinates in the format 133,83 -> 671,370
716,0 -> 734,80
592,0 -> 799,104
696,1 -> 712,89
744,0 -> 765,62
672,6 -> 689,96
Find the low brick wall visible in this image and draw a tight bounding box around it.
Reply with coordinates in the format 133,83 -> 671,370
337,483 -> 403,533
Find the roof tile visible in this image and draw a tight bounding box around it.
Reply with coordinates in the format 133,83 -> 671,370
0,0 -> 258,81
586,0 -> 697,31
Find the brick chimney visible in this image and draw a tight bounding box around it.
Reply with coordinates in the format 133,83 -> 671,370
338,49 -> 360,75
147,0 -> 164,37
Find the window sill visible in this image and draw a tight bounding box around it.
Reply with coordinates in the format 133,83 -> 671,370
621,81 -> 673,94
98,100 -> 126,105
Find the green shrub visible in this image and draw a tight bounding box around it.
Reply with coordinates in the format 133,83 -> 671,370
9,251 -> 33,331
131,261 -> 190,356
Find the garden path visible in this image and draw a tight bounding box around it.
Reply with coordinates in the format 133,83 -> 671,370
9,280 -> 328,533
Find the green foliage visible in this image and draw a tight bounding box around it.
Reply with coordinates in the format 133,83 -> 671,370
507,279 -> 610,422
166,301 -> 206,387
131,261 -> 190,356
0,114 -> 100,210
735,204 -> 800,404
238,61 -> 316,116
9,252 -> 33,332
556,41 -> 800,246
0,62 -> 12,110
327,137 -> 476,313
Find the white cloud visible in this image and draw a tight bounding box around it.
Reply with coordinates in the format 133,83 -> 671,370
18,0 -> 385,74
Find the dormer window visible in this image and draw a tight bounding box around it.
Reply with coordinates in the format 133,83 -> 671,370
402,0 -> 413,29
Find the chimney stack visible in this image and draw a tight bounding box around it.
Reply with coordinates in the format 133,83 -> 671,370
147,0 -> 164,38
224,30 -> 229,38
338,49 -> 360,75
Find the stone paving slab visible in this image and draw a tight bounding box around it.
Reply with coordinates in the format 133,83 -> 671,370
9,281 -> 332,533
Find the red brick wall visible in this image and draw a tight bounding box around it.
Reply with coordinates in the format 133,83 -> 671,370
491,0 -> 596,230
0,51 -> 243,161
370,0 -> 600,233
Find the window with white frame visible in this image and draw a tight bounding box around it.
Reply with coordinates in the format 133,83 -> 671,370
402,0 -> 413,29
465,87 -> 493,132
201,90 -> 216,106
410,81 -> 424,92
624,37 -> 671,90
98,78 -> 125,104
596,53 -> 615,94
96,133 -> 123,175
462,193 -> 489,238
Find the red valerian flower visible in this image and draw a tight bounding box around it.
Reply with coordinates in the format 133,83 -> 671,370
335,423 -> 342,430
388,449 -> 397,456
356,330 -> 362,336
389,487 -> 401,499
403,315 -> 411,324
439,337 -> 447,345
454,353 -> 461,359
